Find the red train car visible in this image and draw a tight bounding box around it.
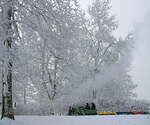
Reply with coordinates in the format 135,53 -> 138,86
132,111 -> 145,114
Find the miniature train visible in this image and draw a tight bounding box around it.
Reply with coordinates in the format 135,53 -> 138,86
68,103 -> 150,115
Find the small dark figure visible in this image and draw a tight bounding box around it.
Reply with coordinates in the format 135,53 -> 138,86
14,102 -> 16,108
72,107 -> 75,114
91,103 -> 96,109
68,106 -> 72,115
85,103 -> 90,109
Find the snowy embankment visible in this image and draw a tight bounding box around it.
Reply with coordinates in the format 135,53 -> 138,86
0,115 -> 150,125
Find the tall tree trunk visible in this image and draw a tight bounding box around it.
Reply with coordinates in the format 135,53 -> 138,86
1,4 -> 15,120
41,39 -> 51,101
1,63 -> 14,120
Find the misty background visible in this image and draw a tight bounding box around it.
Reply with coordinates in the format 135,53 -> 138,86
1,0 -> 150,117
80,0 -> 150,101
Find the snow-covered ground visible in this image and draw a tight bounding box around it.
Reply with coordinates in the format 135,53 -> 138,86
0,115 -> 150,125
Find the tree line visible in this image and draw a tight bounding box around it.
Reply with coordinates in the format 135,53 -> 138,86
0,0 -> 149,119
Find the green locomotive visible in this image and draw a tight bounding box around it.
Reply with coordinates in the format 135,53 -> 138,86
68,103 -> 97,115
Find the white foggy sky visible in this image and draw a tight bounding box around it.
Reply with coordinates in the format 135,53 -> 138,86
79,0 -> 150,101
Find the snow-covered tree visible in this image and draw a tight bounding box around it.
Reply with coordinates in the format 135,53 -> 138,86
11,0 -> 89,115
58,0 -> 137,113
0,0 -> 20,120
0,0 -> 140,115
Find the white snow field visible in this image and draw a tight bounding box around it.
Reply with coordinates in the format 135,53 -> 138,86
0,115 -> 150,125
